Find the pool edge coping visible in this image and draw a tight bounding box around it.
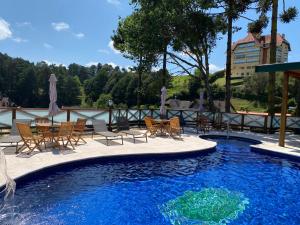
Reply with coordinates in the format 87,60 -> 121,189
0,142 -> 217,190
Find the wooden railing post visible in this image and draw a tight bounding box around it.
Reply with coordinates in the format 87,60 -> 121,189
12,107 -> 16,122
108,108 -> 112,131
138,108 -> 141,127
264,115 -> 268,133
241,114 -> 245,131
66,109 -> 71,122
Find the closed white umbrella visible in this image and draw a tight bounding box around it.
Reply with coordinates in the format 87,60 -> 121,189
48,74 -> 60,121
160,86 -> 167,118
199,90 -> 204,112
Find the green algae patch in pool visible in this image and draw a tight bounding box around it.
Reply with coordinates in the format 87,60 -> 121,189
161,188 -> 249,225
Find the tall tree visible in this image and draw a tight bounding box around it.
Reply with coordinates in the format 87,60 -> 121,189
112,11 -> 162,108
249,0 -> 298,117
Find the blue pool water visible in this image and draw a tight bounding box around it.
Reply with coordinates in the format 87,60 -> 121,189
1,138 -> 300,224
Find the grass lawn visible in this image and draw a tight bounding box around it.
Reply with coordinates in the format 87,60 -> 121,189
214,77 -> 244,87
231,98 -> 267,112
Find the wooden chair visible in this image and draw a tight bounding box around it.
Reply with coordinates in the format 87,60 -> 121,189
16,123 -> 43,154
168,117 -> 182,138
196,115 -> 211,134
144,116 -> 159,136
71,118 -> 87,145
53,122 -> 75,150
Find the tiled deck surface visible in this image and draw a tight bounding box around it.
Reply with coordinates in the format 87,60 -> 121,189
1,130 -> 299,188
0,132 -> 216,187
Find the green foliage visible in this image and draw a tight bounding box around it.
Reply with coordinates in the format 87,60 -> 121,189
95,93 -> 112,109
280,6 -> 298,23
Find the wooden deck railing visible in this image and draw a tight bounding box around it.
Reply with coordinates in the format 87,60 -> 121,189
1,107 -> 300,133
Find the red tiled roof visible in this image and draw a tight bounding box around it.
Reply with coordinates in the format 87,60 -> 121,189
232,33 -> 290,51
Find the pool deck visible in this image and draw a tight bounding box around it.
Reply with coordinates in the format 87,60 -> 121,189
1,130 -> 299,188
202,130 -> 300,159
0,132 -> 216,188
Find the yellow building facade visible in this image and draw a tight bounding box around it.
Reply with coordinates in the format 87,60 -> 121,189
231,33 -> 290,77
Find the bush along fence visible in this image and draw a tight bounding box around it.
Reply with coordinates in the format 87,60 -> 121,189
1,107 -> 300,134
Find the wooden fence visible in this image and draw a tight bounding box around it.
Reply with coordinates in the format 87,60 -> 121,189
1,107 -> 300,133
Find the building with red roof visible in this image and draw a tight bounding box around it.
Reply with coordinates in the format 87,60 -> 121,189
231,33 -> 290,77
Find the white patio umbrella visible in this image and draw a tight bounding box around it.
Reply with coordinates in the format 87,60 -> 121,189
199,90 -> 204,112
48,74 -> 60,124
160,86 -> 167,118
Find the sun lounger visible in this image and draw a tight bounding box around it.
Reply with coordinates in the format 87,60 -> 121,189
116,117 -> 147,143
0,119 -> 32,153
92,120 -> 123,146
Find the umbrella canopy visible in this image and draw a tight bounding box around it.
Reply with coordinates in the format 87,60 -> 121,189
160,86 -> 167,117
199,90 -> 204,112
48,74 -> 60,117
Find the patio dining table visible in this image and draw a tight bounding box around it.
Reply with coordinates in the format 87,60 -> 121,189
35,122 -> 61,145
153,119 -> 170,135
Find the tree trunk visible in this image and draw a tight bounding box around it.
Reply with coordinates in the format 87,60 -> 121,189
268,0 -> 278,116
162,45 -> 167,86
295,79 -> 300,116
137,56 -> 142,108
203,46 -> 215,111
225,7 -> 233,113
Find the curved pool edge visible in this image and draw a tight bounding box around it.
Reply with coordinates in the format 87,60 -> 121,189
200,134 -> 300,162
0,136 -> 217,190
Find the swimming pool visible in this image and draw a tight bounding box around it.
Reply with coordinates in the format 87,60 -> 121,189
1,138 -> 300,224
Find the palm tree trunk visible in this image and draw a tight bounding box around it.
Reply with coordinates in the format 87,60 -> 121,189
268,0 -> 278,115
225,7 -> 233,113
162,45 -> 167,86
137,55 -> 142,108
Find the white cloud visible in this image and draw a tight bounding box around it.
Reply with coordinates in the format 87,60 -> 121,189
108,40 -> 120,54
98,49 -> 110,54
51,22 -> 70,31
74,32 -> 85,39
43,43 -> 53,49
42,60 -> 66,67
108,62 -> 117,68
107,0 -> 121,6
85,61 -> 99,67
0,18 -> 12,40
209,64 -> 223,73
12,37 -> 28,43
16,22 -> 31,27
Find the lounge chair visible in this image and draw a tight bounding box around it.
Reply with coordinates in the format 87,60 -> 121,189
53,122 -> 75,150
92,120 -> 123,146
144,116 -> 159,136
16,122 -> 43,154
71,118 -> 87,145
168,117 -> 182,138
0,119 -> 32,153
116,117 -> 147,143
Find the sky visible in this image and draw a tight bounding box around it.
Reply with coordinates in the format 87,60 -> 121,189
0,0 -> 299,74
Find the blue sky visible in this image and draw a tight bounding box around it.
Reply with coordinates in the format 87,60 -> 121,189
0,0 -> 299,73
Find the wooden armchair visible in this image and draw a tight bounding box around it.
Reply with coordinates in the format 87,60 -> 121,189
71,118 -> 87,145
144,116 -> 159,136
53,122 -> 75,150
169,117 -> 182,138
16,123 -> 43,154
